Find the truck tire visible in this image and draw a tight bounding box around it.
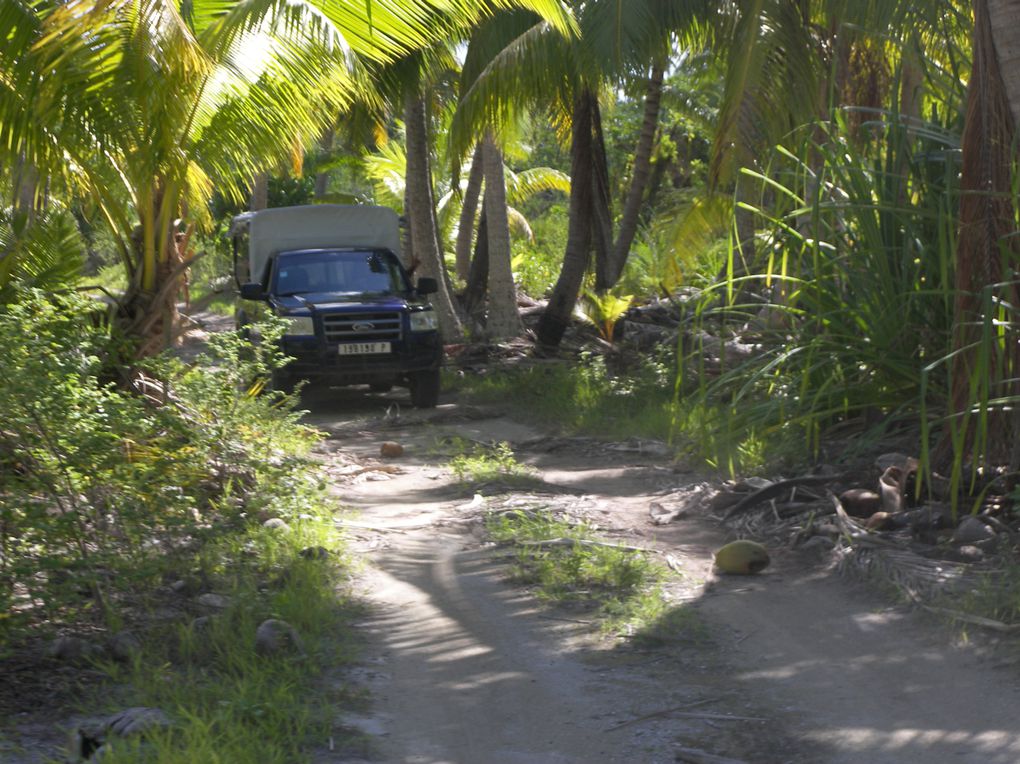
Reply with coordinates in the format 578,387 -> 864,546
409,369 -> 440,408
270,370 -> 297,396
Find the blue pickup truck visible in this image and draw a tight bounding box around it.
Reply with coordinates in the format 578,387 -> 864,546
232,205 -> 443,407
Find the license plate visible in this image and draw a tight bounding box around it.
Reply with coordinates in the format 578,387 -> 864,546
339,342 -> 391,355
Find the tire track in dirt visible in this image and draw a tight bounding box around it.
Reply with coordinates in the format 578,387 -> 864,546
308,391 -> 1020,763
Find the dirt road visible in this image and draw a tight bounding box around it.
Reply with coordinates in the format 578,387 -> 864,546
307,388 -> 1020,764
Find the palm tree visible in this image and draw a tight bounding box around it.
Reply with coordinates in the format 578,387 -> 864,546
401,54 -> 466,340
0,0 -> 574,354
941,0 -> 1020,467
480,129 -> 524,338
2,0 -> 364,353
455,143 -> 487,282
599,63 -> 665,290
371,0 -> 576,341
452,2 -> 704,348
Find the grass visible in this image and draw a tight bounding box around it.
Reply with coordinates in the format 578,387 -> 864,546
447,350 -> 681,444
446,439 -> 538,488
446,353 -> 777,474
70,503 -> 368,764
933,561 -> 1020,631
485,510 -> 702,642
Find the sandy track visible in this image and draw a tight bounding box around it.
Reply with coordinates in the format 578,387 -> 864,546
307,389 -> 1020,764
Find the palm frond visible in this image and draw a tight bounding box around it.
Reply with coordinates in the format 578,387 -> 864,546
0,208 -> 85,302
505,166 -> 570,204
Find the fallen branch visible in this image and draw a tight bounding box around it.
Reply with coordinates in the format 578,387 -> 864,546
515,537 -> 660,555
334,520 -> 433,533
605,698 -> 716,732
722,475 -> 849,520
538,615 -> 593,625
916,605 -> 1020,634
350,464 -> 404,476
674,746 -> 749,764
669,712 -> 765,722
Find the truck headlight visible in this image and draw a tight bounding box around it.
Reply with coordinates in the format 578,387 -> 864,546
284,316 -> 315,336
409,309 -> 438,332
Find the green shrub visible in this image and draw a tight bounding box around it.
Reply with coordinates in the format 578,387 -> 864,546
0,293 -> 310,637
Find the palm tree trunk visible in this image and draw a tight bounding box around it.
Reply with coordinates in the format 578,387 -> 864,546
536,90 -> 596,349
14,154 -> 38,220
403,88 -> 464,340
314,128 -> 334,200
481,131 -> 522,339
939,0 -> 1020,469
589,97 -> 614,292
600,65 -> 665,291
125,180 -> 185,356
463,209 -> 489,323
455,143 -> 485,283
988,0 -> 1020,128
251,172 -> 269,211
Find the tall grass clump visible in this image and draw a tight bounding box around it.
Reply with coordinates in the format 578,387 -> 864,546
677,112 -> 961,468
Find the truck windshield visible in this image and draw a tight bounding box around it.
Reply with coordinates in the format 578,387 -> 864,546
274,250 -> 408,296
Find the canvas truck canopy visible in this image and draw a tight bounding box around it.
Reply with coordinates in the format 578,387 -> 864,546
232,205 -> 403,280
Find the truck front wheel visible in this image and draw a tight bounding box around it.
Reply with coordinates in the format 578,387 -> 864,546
409,368 -> 440,408
270,370 -> 298,396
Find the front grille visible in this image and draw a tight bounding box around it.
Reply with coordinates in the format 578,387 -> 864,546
321,311 -> 402,343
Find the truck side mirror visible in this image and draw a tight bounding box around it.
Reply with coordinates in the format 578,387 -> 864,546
240,282 -> 265,301
416,277 -> 438,296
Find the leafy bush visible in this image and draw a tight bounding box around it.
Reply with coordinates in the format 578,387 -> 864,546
0,292 -> 314,637
511,202 -> 569,297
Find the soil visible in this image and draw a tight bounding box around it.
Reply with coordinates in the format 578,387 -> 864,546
304,384 -> 1020,764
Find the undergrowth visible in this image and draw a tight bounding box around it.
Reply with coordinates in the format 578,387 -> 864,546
88,507 -> 363,764
447,349 -> 775,473
448,350 -> 680,444
0,292 -> 363,761
935,561 -> 1020,631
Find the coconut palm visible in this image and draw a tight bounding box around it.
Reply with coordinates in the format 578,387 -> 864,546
940,0 -> 1020,467
400,52 -> 467,339
452,2 -> 707,348
0,0 -> 574,353
369,0 -> 576,340
363,135 -> 567,242
455,143 -> 487,281
478,129 -> 523,337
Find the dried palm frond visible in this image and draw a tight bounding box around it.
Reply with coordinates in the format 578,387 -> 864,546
835,542 -> 971,601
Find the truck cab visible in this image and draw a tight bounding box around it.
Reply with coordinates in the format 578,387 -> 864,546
233,205 -> 443,407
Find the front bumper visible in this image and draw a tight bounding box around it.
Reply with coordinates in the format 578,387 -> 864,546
280,333 -> 442,385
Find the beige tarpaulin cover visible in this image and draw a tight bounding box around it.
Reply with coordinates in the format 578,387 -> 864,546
235,205 -> 402,279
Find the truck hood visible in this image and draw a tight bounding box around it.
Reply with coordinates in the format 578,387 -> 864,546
275,292 -> 411,312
